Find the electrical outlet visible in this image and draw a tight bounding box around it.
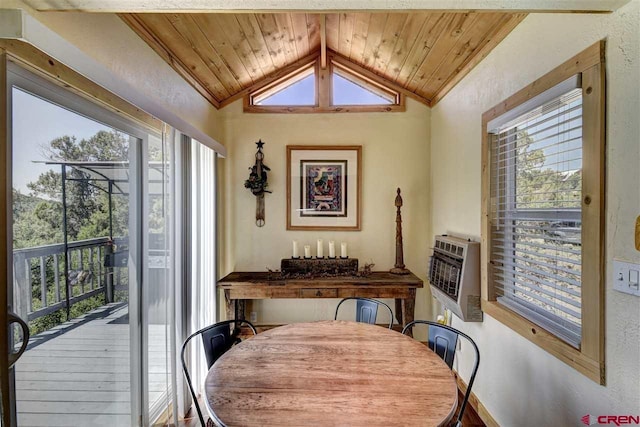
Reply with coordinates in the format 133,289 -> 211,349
613,259 -> 640,296
250,311 -> 258,323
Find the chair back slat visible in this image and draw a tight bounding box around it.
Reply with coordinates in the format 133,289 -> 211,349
356,300 -> 379,325
201,324 -> 233,369
335,297 -> 394,329
429,327 -> 458,368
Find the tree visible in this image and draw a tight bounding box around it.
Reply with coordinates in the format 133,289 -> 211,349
22,130 -> 130,244
515,130 -> 582,210
12,189 -> 64,249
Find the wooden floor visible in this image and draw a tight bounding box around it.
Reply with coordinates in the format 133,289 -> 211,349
14,303 -> 171,427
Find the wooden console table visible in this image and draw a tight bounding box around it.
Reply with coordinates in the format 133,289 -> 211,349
218,271 -> 423,329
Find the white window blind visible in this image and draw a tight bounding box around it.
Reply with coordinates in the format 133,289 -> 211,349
489,78 -> 583,348
189,139 -> 217,395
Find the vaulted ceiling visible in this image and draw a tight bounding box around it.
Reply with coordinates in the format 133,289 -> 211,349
121,12 -> 526,109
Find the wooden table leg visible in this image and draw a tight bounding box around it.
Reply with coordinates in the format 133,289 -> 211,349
401,289 -> 416,337
394,299 -> 403,326
237,299 -> 246,320
225,290 -> 235,321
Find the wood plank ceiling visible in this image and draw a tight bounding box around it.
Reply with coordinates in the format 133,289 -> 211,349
121,12 -> 526,109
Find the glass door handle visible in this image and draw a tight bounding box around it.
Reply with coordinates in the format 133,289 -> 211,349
8,312 -> 30,368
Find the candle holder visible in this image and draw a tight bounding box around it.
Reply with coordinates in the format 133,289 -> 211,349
281,257 -> 358,276
340,256 -> 349,259
327,256 -> 337,260
291,256 -> 301,259
303,256 -> 312,259
315,256 -> 325,259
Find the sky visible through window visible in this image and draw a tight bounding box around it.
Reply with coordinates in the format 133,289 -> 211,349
12,87 -> 110,193
332,74 -> 392,105
257,74 -> 315,105
256,71 -> 393,106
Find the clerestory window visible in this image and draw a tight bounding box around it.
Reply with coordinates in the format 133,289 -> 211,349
245,52 -> 404,113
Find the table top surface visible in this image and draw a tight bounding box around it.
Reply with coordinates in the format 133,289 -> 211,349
218,271 -> 423,288
205,321 -> 457,427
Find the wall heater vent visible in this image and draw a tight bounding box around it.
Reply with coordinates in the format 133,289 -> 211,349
429,235 -> 482,322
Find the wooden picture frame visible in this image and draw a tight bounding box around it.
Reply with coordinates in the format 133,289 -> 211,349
287,145 -> 361,231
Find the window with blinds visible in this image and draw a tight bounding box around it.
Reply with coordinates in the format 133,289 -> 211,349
489,76 -> 583,348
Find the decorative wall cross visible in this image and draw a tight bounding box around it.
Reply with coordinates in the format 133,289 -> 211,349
244,140 -> 271,227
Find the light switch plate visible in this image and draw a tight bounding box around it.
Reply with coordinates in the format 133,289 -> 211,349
613,259 -> 640,296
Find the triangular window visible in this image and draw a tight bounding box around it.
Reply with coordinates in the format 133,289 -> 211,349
246,53 -> 403,113
252,65 -> 316,106
332,64 -> 396,106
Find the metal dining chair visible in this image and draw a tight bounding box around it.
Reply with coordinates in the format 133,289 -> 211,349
181,319 -> 257,427
402,320 -> 480,427
334,297 -> 394,329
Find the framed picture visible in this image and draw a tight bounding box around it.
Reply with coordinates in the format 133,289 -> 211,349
287,145 -> 361,230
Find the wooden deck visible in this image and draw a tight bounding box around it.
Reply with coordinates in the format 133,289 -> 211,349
15,303 -> 171,427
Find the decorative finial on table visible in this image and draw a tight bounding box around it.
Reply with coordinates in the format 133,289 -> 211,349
390,188 -> 410,275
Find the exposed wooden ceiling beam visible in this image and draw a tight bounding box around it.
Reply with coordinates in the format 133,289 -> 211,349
21,0 -> 629,13
320,14 -> 327,69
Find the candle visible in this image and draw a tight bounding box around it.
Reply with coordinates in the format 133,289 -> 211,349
304,245 -> 311,258
317,239 -> 323,258
292,241 -> 299,258
328,241 -> 336,258
341,242 -> 348,258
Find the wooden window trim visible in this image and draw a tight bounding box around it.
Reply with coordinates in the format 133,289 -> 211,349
244,51 -> 405,114
481,41 -> 606,384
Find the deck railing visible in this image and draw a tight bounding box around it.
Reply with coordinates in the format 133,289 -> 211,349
12,236 -> 128,322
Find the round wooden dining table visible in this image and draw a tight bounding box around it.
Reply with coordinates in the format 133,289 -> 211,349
204,320 -> 458,427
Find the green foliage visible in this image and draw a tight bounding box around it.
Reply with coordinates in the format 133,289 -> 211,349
76,192 -> 129,240
515,131 -> 582,209
12,190 -> 63,249
29,294 -> 107,336
25,130 -> 131,242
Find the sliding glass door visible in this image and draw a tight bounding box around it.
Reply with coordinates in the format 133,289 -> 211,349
143,132 -> 175,424
3,62 -> 175,426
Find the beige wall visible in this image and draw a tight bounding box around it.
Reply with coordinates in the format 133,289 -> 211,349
430,2 -> 640,426
7,1 -> 223,142
219,99 -> 433,324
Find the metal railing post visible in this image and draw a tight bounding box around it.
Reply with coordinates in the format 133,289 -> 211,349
105,241 -> 114,303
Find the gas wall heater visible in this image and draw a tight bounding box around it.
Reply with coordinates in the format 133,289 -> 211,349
429,235 -> 482,322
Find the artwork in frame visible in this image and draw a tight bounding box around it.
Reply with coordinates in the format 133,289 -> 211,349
287,145 -> 361,230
